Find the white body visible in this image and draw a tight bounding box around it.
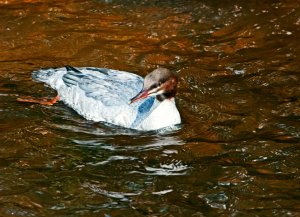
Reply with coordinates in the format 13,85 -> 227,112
33,67 -> 181,131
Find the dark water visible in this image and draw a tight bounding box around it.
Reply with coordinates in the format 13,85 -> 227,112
1,0 -> 300,216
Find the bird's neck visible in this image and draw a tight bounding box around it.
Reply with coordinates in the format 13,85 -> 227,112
156,93 -> 175,102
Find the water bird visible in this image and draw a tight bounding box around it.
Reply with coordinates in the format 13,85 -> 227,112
18,66 -> 181,131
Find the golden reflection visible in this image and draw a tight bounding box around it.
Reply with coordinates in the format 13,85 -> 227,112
0,0 -> 41,3
205,25 -> 266,54
0,195 -> 43,209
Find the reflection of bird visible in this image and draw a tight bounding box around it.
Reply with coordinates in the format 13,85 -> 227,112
18,66 -> 181,131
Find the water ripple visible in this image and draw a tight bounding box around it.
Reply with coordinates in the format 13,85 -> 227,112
131,160 -> 190,176
84,183 -> 141,200
87,155 -> 138,166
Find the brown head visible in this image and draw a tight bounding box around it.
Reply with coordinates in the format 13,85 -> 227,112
130,68 -> 178,104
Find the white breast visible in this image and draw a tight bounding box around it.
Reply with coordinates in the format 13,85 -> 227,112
139,98 -> 181,131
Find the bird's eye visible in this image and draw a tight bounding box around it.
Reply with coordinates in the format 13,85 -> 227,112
150,84 -> 158,89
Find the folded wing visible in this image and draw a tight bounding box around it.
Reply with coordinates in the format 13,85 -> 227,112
62,66 -> 143,106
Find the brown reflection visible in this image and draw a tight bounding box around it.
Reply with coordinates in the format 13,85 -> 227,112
205,23 -> 265,54
185,142 -> 223,157
0,0 -> 197,71
0,0 -> 299,216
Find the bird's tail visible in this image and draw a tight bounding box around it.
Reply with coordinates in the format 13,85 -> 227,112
32,68 -> 59,83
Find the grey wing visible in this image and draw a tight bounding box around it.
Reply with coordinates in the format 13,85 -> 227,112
63,66 -> 144,106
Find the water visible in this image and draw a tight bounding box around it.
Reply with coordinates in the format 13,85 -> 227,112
0,0 -> 299,216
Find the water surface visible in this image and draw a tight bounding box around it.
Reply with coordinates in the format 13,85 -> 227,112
0,0 -> 299,216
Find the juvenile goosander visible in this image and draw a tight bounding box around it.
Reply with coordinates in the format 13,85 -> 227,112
18,66 -> 181,131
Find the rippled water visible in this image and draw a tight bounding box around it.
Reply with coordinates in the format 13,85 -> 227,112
0,0 -> 299,216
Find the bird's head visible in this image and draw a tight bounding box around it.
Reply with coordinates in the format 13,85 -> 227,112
130,68 -> 178,104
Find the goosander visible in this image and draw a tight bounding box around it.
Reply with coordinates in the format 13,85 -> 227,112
18,66 -> 181,131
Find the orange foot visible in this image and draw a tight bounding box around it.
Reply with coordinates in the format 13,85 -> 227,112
17,95 -> 60,106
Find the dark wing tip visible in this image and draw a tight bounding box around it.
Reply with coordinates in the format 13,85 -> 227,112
65,65 -> 82,73
63,66 -> 84,87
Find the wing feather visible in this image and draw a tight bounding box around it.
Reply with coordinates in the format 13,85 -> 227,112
62,66 -> 144,106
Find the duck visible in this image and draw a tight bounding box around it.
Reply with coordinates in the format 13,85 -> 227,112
18,66 -> 181,131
